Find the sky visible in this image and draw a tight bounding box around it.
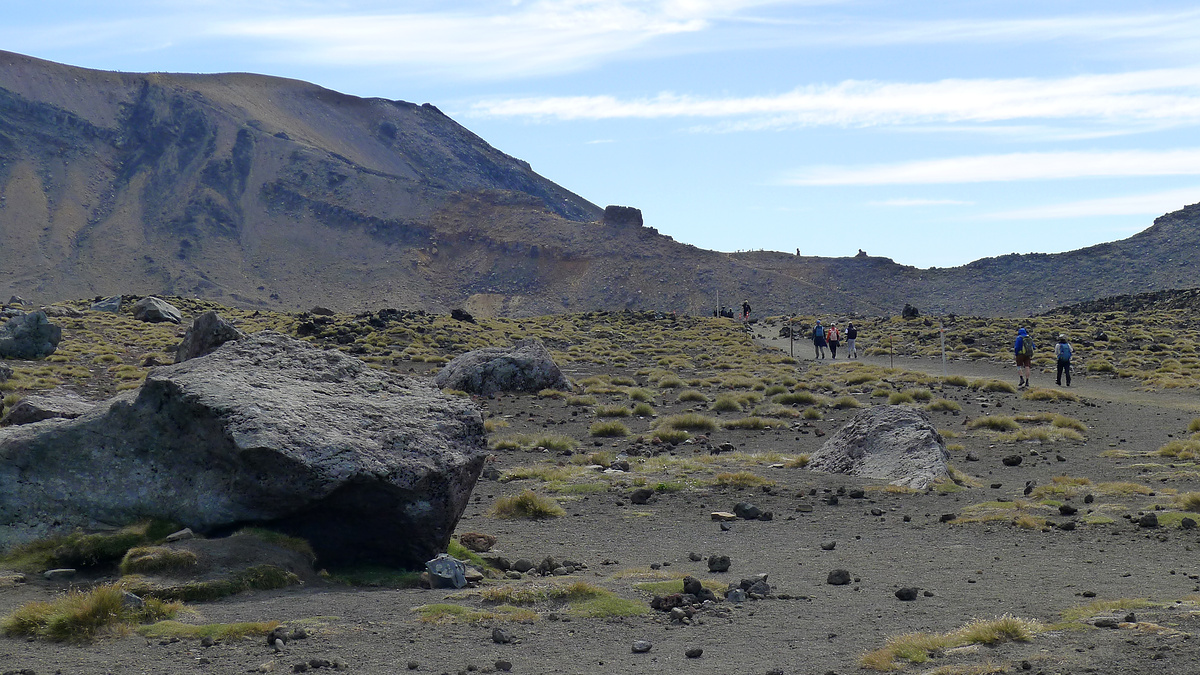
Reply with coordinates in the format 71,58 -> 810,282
4,1 -> 1200,268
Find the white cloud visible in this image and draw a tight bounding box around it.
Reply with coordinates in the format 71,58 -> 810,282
782,149 -> 1200,186
470,67 -> 1200,129
869,198 -> 974,207
981,187 -> 1200,220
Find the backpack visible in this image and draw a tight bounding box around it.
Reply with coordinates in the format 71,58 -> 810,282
828,327 -> 840,341
1058,343 -> 1072,361
1019,336 -> 1033,357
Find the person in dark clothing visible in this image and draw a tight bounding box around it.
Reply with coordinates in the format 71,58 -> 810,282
846,322 -> 859,358
1014,327 -> 1034,388
742,300 -> 751,322
1055,334 -> 1073,387
812,320 -> 827,359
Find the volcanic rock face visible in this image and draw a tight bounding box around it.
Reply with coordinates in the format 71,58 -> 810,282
807,406 -> 949,489
174,311 -> 247,363
0,391 -> 95,426
433,338 -> 572,395
0,331 -> 488,567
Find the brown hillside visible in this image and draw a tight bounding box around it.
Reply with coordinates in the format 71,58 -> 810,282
1,50 -> 1199,317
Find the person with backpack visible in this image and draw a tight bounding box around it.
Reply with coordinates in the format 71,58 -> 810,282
1014,327 -> 1034,388
1055,334 -> 1073,387
846,322 -> 859,358
826,322 -> 841,359
742,300 -> 751,322
812,320 -> 827,359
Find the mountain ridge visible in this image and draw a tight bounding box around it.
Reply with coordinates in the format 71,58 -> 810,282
1,50 -> 1198,318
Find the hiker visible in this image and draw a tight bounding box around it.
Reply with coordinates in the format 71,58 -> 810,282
1014,328 -> 1034,388
846,322 -> 859,358
742,300 -> 751,322
812,320 -> 827,359
826,322 -> 841,359
1055,334 -> 1073,387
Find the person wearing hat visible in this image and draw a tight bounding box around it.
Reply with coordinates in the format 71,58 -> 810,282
812,320 -> 827,359
1055,334 -> 1073,387
845,322 -> 859,358
1014,327 -> 1034,388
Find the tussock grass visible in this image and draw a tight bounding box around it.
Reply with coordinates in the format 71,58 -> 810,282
566,395 -> 597,407
412,603 -> 537,624
1156,439 -> 1200,460
887,392 -> 915,405
626,388 -> 654,402
775,391 -> 823,406
0,520 -> 180,573
1173,492 -> 1200,512
710,394 -> 744,412
1189,418 -> 1200,433
967,416 -> 1019,432
722,416 -> 783,430
652,428 -> 691,444
969,379 -> 1017,393
2,583 -> 181,642
860,614 -> 1043,671
655,413 -> 718,432
925,399 -> 961,412
829,396 -> 863,409
784,454 -> 811,468
631,402 -> 655,417
1022,388 -> 1079,402
118,547 -> 198,575
942,375 -> 970,387
1060,598 -> 1155,624
128,565 -> 301,603
677,390 -> 708,403
996,427 -> 1085,443
533,435 -> 577,452
590,420 -> 630,437
713,471 -> 774,488
595,405 -> 631,417
491,490 -> 565,519
483,418 -> 509,433
137,620 -> 280,641
802,407 -> 823,420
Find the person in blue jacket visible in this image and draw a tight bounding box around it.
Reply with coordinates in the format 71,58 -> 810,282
1014,327 -> 1034,388
812,320 -> 827,359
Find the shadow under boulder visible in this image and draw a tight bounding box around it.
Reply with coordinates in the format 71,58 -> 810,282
0,331 -> 488,568
807,406 -> 949,490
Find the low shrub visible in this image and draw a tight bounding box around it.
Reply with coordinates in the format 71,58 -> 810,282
677,390 -> 709,403
491,490 -> 565,519
2,583 -> 180,642
590,420 -> 630,437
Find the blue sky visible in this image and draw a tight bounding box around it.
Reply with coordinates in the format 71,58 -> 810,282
4,1 -> 1200,268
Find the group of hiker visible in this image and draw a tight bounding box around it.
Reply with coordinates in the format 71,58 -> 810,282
1014,328 -> 1073,389
809,320 -> 858,360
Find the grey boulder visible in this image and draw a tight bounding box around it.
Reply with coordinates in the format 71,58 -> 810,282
0,363 -> 10,383
0,331 -> 488,567
807,406 -> 949,490
175,311 -> 247,363
90,295 -> 123,313
1,391 -> 96,426
132,297 -> 182,324
434,338 -> 572,395
0,311 -> 62,359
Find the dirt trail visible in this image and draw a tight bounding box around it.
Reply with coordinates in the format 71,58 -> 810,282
752,324 -> 1200,414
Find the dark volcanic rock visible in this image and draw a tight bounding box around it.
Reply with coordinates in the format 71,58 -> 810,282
827,569 -> 852,585
90,296 -> 123,313
0,310 -> 62,359
807,406 -> 949,489
0,331 -> 488,567
174,311 -> 247,363
0,391 -> 96,426
132,296 -> 183,324
433,338 -> 572,395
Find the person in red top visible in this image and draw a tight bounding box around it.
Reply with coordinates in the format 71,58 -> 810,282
826,323 -> 842,359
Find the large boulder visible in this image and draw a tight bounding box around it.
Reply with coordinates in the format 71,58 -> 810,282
807,406 -> 949,490
0,311 -> 61,359
132,297 -> 183,324
0,391 -> 96,426
0,331 -> 488,568
175,311 -> 247,363
433,338 -> 572,395
0,363 -> 10,383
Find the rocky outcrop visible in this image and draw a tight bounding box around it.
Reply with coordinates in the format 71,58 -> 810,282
807,406 -> 949,490
0,363 -> 10,383
174,311 -> 246,363
0,391 -> 95,426
132,297 -> 182,324
602,205 -> 643,228
0,331 -> 488,567
0,311 -> 61,359
433,338 -> 572,395
90,296 -> 122,313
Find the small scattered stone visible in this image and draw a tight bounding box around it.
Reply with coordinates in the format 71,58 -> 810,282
630,488 -> 654,505
939,513 -> 957,523
733,502 -> 762,519
1124,612 -> 1138,623
42,568 -> 75,580
632,640 -> 653,653
164,528 -> 195,542
511,559 -> 534,573
1182,518 -> 1197,530
408,661 -> 419,670
688,552 -> 703,561
492,627 -> 514,644
1139,513 -> 1159,529
708,555 -> 731,573
1002,455 -> 1023,467
711,511 -> 738,522
1059,504 -> 1078,516
201,636 -> 216,648
685,647 -> 703,658
821,541 -> 836,551
827,569 -> 851,586
495,660 -> 512,672
895,587 -> 919,601
1094,618 -> 1120,628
